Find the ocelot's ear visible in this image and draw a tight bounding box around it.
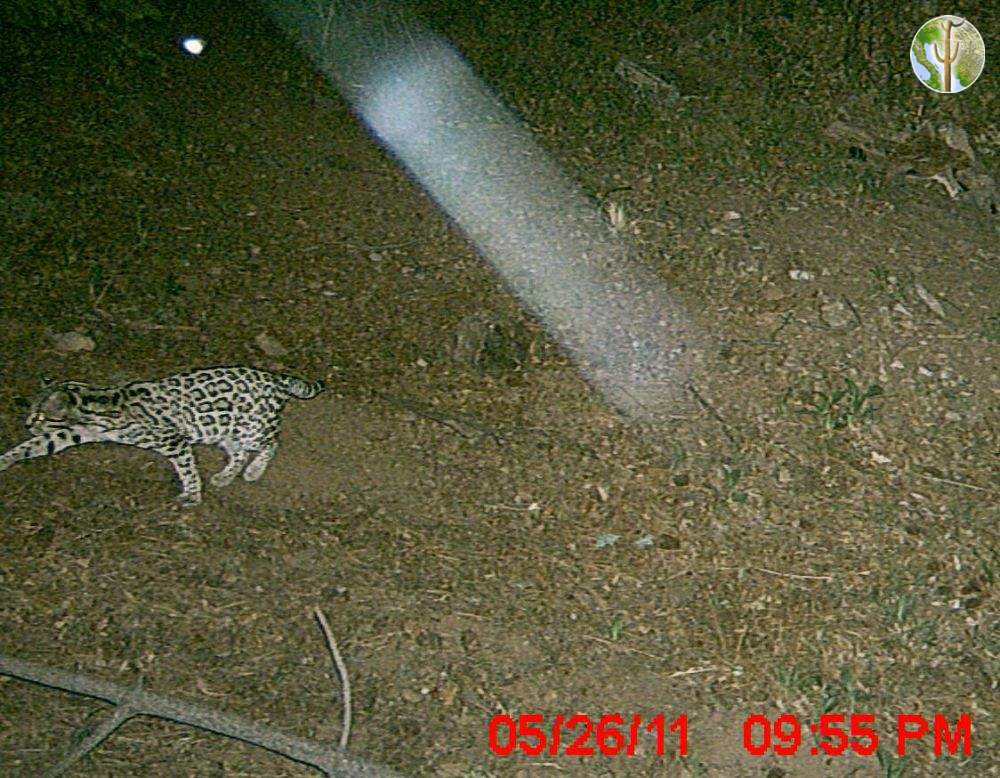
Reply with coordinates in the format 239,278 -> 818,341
39,390 -> 71,416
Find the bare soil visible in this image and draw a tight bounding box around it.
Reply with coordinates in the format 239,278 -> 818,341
0,2 -> 996,776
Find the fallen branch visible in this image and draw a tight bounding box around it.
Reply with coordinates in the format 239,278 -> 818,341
0,611 -> 401,777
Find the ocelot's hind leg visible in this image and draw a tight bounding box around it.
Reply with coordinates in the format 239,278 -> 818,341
210,440 -> 251,488
243,440 -> 277,482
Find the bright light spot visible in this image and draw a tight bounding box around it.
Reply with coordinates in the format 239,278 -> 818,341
264,1 -> 696,418
180,37 -> 206,56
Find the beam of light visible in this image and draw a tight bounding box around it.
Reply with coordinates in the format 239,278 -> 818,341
263,1 -> 696,418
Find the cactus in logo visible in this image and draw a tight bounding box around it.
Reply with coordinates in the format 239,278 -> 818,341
910,16 -> 985,94
932,17 -> 963,93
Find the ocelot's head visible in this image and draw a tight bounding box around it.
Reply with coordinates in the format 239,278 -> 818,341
26,382 -> 120,434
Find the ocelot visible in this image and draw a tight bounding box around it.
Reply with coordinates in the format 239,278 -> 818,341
0,366 -> 324,506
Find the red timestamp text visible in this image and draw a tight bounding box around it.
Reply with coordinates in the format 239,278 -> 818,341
742,713 -> 973,758
488,713 -> 688,758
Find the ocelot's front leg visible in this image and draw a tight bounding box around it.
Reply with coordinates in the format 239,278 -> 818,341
0,428 -> 104,471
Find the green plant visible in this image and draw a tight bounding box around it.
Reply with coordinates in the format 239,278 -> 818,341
982,312 -> 1000,343
776,664 -> 819,695
680,754 -> 709,776
161,273 -> 184,298
877,747 -> 907,777
719,456 -> 748,503
817,667 -> 870,715
801,378 -> 883,430
722,462 -> 741,490
868,265 -> 907,305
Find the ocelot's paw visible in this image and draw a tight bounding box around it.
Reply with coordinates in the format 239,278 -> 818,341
243,452 -> 272,481
176,491 -> 202,508
243,457 -> 271,481
210,471 -> 237,488
242,465 -> 265,482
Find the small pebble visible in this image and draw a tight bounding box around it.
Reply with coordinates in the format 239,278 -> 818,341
400,688 -> 423,704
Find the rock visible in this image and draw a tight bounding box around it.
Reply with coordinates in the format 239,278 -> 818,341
818,295 -> 855,329
788,269 -> 814,281
51,331 -> 95,353
451,313 -> 532,374
400,688 -> 423,704
710,211 -> 745,236
762,285 -> 786,302
254,333 -> 288,357
615,58 -> 681,109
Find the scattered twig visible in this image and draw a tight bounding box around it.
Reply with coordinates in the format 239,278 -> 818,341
595,184 -> 634,202
125,320 -> 200,332
752,566 -> 833,581
317,0 -> 337,65
917,472 -> 991,493
584,635 -> 672,663
841,295 -> 864,328
314,607 -> 352,752
332,238 -> 422,254
374,391 -> 507,444
768,311 -> 795,340
665,666 -> 723,679
685,381 -> 737,445
718,565 -> 834,581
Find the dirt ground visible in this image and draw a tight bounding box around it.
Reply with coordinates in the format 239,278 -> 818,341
0,1 -> 996,776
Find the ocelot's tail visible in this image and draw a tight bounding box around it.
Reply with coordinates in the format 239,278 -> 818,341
275,374 -> 326,399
